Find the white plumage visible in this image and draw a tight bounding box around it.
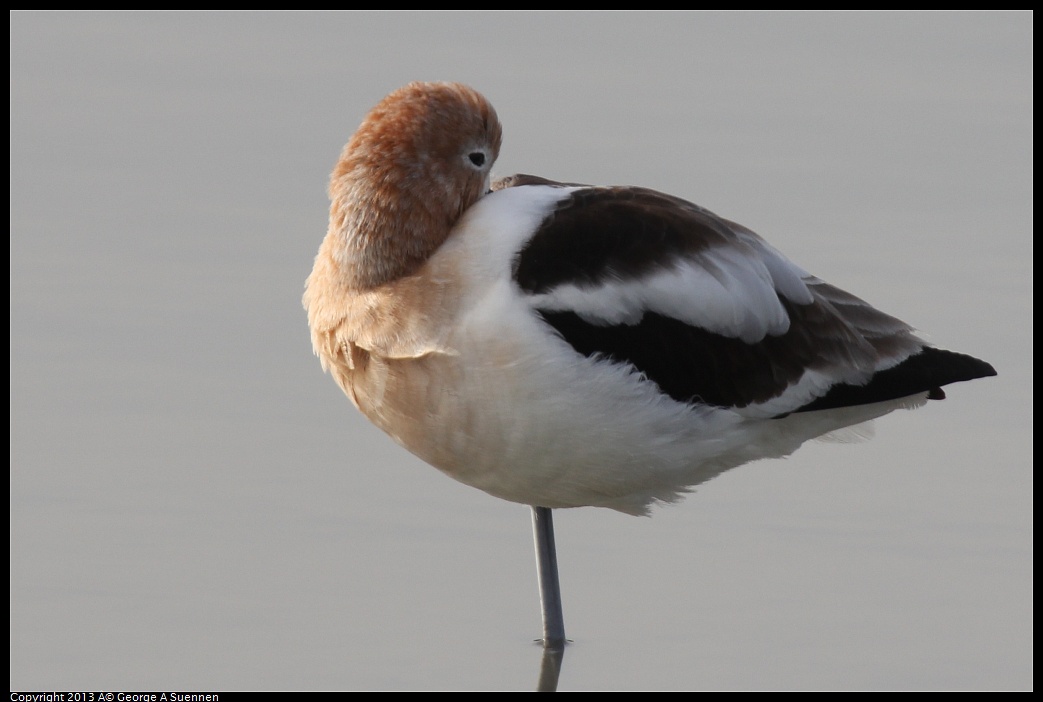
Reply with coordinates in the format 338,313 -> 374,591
304,81 -> 995,644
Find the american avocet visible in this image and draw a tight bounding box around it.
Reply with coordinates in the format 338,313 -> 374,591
304,82 -> 996,648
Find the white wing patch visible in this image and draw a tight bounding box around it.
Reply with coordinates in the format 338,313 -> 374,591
527,240 -> 814,344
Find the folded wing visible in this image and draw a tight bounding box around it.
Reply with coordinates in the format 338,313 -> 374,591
501,177 -> 996,417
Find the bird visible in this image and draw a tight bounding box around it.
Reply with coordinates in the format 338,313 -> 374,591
303,81 -> 996,648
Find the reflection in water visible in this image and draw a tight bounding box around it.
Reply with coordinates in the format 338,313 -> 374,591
535,643 -> 565,692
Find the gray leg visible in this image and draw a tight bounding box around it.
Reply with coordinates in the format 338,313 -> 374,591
531,506 -> 566,649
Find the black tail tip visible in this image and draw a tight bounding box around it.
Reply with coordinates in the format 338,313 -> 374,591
924,348 -> 996,401
795,347 -> 995,413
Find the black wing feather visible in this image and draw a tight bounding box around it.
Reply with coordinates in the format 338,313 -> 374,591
504,178 -> 996,413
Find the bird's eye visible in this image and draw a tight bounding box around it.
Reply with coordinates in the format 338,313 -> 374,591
468,152 -> 486,167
